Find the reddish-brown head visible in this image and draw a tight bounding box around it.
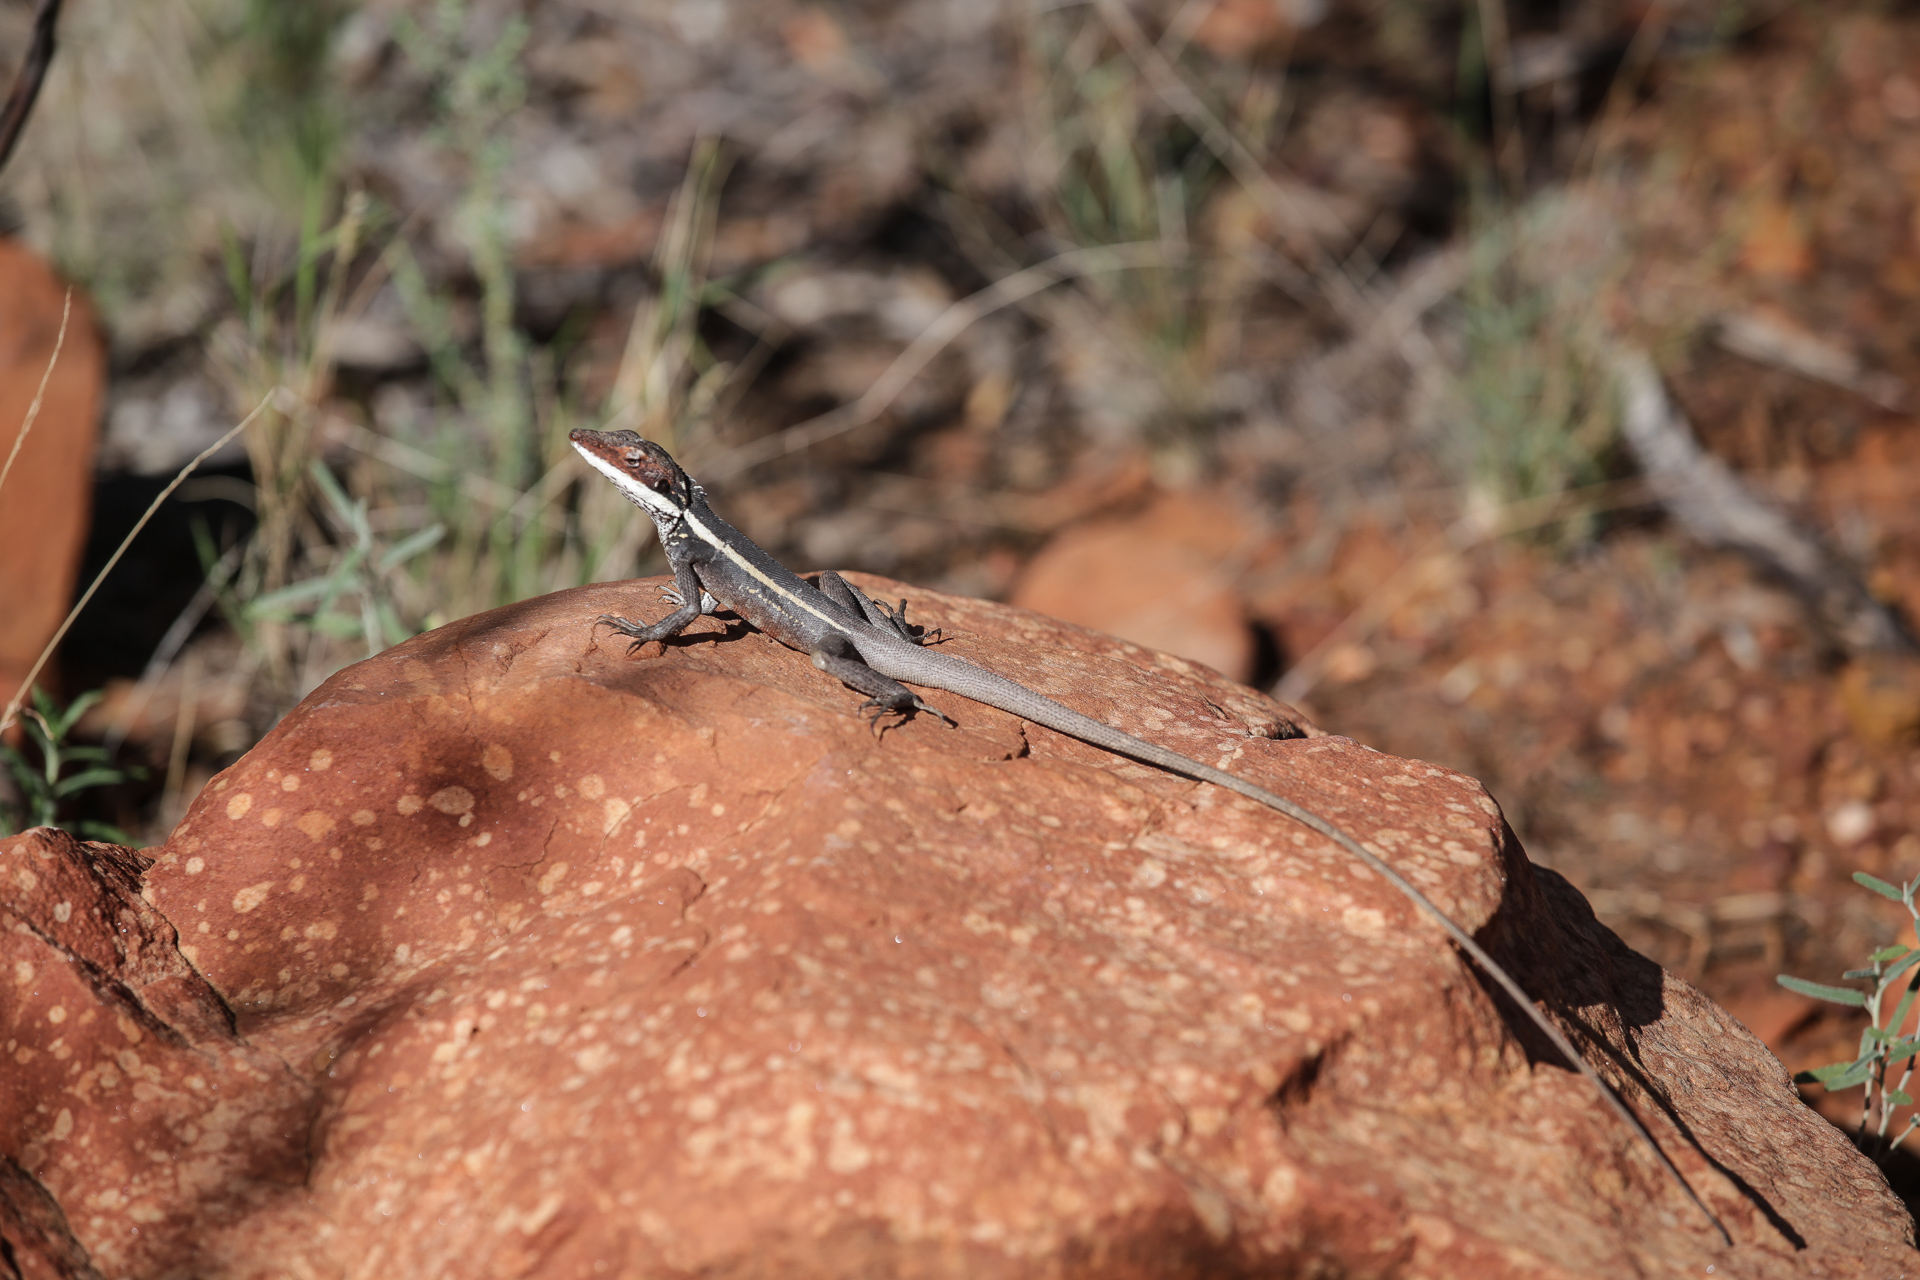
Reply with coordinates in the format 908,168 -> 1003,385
568,429 -> 698,518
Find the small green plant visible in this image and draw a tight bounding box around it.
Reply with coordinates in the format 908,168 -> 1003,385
1779,870 -> 1920,1166
238,461 -> 447,663
1447,200 -> 1623,541
0,689 -> 144,843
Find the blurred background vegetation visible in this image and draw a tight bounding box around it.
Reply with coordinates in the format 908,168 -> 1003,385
3,0 -> 1920,1177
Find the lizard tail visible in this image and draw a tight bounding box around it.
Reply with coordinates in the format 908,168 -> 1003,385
883,645 -> 1734,1247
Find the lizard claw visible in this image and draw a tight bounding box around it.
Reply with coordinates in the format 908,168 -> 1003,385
855,695 -> 955,736
915,697 -> 958,728
856,693 -> 957,732
857,698 -> 899,738
872,597 -> 942,645
593,613 -> 664,656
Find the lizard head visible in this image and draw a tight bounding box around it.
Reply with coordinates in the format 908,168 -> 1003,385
568,429 -> 701,521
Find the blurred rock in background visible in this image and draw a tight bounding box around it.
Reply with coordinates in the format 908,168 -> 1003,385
0,239 -> 102,726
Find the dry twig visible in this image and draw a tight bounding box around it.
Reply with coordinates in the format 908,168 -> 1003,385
1613,348 -> 1914,656
0,0 -> 59,176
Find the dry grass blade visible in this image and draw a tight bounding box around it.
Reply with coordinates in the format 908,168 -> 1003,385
695,241 -> 1168,483
159,648 -> 202,829
0,390 -> 276,738
0,286 -> 70,500
1570,1 -> 1675,181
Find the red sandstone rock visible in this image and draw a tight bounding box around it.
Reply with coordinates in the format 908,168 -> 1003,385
2,576 -> 1912,1277
0,241 -> 104,720
1009,492 -> 1260,684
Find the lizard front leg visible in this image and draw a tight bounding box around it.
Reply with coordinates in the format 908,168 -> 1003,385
808,632 -> 958,731
659,584 -> 721,614
595,560 -> 707,653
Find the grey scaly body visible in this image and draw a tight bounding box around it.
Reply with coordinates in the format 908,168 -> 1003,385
568,427 -> 1729,1245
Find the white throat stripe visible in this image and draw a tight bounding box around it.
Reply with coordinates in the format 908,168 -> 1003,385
572,444 -> 680,519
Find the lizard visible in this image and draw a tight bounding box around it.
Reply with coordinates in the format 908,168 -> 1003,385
567,426 -> 1731,1246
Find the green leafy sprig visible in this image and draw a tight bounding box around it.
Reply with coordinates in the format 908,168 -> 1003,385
242,460 -> 446,658
1780,871 -> 1920,1164
0,688 -> 144,844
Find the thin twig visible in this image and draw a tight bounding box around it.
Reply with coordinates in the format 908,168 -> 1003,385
0,0 -> 60,177
1614,347 -> 1915,656
0,391 -> 275,739
0,287 -> 71,501
692,241 -> 1169,483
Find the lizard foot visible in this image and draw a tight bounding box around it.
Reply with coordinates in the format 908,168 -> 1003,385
856,694 -> 958,735
870,596 -> 943,646
914,697 -> 960,728
593,613 -> 673,655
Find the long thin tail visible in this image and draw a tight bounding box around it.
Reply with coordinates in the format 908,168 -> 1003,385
888,646 -> 1733,1246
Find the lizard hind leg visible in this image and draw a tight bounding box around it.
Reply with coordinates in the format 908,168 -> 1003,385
816,571 -> 940,645
808,633 -> 957,732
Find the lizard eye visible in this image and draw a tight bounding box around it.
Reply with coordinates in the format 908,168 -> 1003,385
624,451 -> 643,465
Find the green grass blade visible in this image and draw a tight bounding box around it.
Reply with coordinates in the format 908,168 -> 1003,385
52,768 -> 129,799
1795,1058 -> 1864,1085
377,523 -> 447,571
248,576 -> 337,615
1854,871 -> 1906,902
1777,975 -> 1867,1006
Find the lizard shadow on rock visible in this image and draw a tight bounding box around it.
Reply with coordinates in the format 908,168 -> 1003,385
1478,848 -> 1811,1250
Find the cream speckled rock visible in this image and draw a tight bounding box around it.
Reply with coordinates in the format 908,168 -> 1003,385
2,575 -> 1912,1277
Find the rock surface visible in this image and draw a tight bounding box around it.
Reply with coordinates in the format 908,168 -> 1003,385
2,576 -> 1912,1278
1009,492 -> 1260,685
